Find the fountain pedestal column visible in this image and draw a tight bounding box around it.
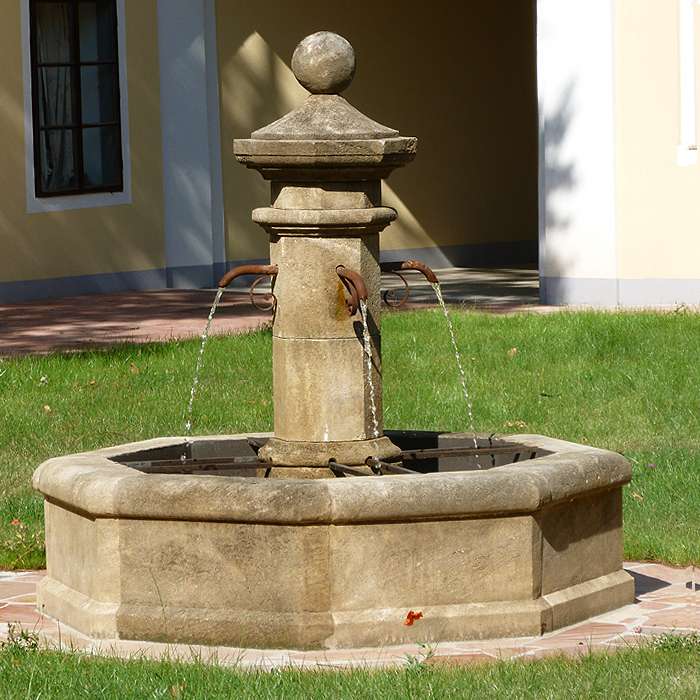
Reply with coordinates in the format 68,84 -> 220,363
234,32 -> 416,467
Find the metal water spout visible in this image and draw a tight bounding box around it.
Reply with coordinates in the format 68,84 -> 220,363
379,259 -> 439,307
380,260 -> 439,284
336,265 -> 369,316
218,263 -> 279,312
234,31 -> 417,467
218,263 -> 278,289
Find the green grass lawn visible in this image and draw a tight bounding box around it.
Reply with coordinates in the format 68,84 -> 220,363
1,309 -> 699,568
1,636 -> 699,699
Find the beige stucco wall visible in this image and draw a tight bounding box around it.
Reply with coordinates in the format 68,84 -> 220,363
615,0 -> 700,279
0,1 -> 164,284
215,1 -> 538,264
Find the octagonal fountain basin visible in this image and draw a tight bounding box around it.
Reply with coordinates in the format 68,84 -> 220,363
33,431 -> 633,650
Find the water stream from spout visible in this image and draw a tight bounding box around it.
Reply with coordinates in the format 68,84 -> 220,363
359,299 -> 380,438
431,282 -> 480,460
184,287 -> 225,441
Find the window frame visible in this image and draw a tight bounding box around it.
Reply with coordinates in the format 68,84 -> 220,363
28,0 -> 124,198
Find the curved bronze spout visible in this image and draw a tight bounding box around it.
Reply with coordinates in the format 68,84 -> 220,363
249,275 -> 277,311
218,263 -> 278,289
380,259 -> 439,284
382,270 -> 410,308
336,265 -> 368,316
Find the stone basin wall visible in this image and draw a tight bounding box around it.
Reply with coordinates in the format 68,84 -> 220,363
33,434 -> 634,649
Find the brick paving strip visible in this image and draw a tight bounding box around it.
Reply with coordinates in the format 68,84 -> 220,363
0,290 -> 273,358
0,269 -> 541,358
4,269 -> 700,359
1,563 -> 697,669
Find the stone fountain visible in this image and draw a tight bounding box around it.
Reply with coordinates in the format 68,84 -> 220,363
33,32 -> 634,650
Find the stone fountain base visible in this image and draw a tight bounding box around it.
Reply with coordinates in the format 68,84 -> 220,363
33,433 -> 633,650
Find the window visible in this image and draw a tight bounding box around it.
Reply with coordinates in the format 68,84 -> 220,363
678,0 -> 699,166
29,0 -> 123,197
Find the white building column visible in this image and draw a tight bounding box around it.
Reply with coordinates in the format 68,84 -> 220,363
537,0 -> 618,305
158,0 -> 225,288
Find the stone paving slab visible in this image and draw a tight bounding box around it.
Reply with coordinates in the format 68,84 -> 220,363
0,562 -> 697,669
0,268 -> 540,358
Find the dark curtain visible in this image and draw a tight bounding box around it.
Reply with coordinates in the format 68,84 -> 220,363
35,3 -> 75,191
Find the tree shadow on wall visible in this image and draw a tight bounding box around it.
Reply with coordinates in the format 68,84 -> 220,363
539,80 -> 578,302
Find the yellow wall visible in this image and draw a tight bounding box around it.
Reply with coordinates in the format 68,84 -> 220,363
0,1 -> 164,284
615,0 -> 700,279
215,1 -> 538,263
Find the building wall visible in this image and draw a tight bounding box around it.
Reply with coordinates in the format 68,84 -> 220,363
158,0 -> 226,289
539,0 -> 700,306
614,0 -> 700,303
0,1 -> 164,301
215,1 -> 538,269
537,0 -> 618,305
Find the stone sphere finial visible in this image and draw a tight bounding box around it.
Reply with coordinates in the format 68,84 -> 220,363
291,31 -> 356,95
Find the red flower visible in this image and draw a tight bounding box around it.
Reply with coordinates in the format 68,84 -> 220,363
404,610 -> 423,626
10,518 -> 22,526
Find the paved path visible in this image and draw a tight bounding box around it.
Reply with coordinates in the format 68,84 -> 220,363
1,563 -> 697,668
0,289 -> 272,358
0,268 -> 539,357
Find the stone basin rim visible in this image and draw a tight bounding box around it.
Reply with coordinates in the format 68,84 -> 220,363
32,433 -> 631,525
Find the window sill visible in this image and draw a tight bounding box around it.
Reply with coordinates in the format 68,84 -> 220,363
27,188 -> 132,214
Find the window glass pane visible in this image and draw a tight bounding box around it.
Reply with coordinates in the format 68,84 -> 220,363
39,129 -> 77,192
80,65 -> 118,123
38,67 -> 74,126
82,126 -> 120,187
79,1 -> 117,62
34,2 -> 72,63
